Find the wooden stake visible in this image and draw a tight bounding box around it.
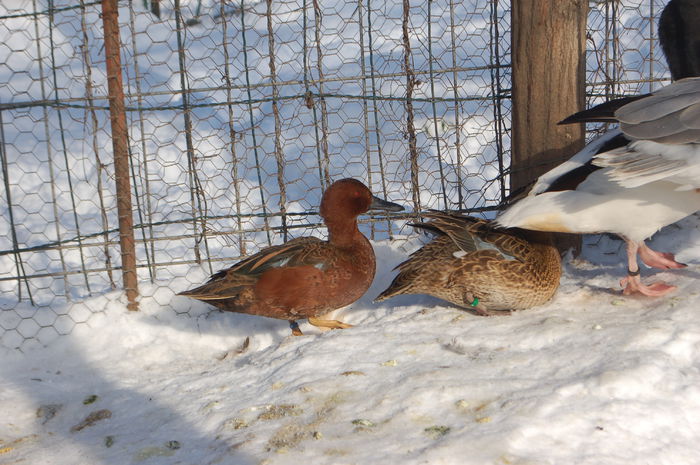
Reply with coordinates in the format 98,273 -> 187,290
101,0 -> 139,310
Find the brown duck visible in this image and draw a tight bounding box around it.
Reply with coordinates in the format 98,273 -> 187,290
178,178 -> 404,335
375,211 -> 561,314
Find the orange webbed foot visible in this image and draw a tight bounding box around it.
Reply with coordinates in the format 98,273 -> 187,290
620,275 -> 676,297
307,317 -> 353,331
638,244 -> 687,270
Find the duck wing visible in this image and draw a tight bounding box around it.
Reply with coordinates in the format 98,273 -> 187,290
223,237 -> 326,276
559,78 -> 700,142
498,130 -> 627,207
616,77 -> 700,140
530,131 -> 629,195
559,78 -> 700,188
178,237 -> 327,300
558,94 -> 650,124
413,211 -> 529,262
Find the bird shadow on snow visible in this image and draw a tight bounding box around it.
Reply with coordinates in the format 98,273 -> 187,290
1,326 -> 257,465
563,229 -> 700,298
153,224 -> 700,348
151,235 -> 565,345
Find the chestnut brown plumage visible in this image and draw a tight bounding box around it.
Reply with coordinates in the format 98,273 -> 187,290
178,178 -> 403,335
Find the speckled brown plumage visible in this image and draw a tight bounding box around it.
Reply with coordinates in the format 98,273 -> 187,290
178,178 -> 403,334
375,211 -> 561,314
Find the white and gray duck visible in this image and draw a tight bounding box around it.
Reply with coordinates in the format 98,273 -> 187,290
496,0 -> 700,296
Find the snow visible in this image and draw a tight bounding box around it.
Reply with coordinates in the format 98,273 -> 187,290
3,215 -> 700,465
1,1 -> 695,463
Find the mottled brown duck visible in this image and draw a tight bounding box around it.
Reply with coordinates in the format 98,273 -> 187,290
375,211 -> 561,315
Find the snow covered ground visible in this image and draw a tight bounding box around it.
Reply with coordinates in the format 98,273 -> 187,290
2,1 -> 695,463
3,214 -> 700,465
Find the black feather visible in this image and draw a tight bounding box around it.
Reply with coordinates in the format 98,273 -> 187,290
660,0 -> 700,81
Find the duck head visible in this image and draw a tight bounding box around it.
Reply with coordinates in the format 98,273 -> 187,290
319,178 -> 403,222
659,0 -> 700,80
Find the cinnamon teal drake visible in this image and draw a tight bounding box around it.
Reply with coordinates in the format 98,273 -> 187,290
178,178 -> 403,335
375,211 -> 561,315
496,0 -> 700,297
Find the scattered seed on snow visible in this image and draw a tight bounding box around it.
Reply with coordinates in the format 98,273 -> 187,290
455,399 -> 470,409
443,339 -> 468,355
165,440 -> 181,450
36,404 -> 62,424
266,424 -> 311,452
216,338 -> 251,360
258,404 -> 303,420
351,419 -> 375,427
222,418 -> 248,430
424,425 -> 450,438
134,446 -> 175,461
70,409 -> 112,433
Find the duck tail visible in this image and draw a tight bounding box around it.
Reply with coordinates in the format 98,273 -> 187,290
374,277 -> 414,303
176,281 -> 245,301
374,286 -> 402,303
557,95 -> 648,125
373,289 -> 392,302
176,285 -> 225,300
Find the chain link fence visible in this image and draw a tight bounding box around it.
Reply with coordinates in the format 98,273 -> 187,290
0,0 -> 669,350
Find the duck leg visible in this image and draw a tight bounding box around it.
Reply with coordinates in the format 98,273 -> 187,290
307,317 -> 353,331
289,320 -> 304,336
470,306 -> 511,317
638,242 -> 687,270
461,293 -> 511,316
620,241 -> 676,296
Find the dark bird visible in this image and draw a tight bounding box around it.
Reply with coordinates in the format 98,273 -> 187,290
497,0 -> 700,297
376,211 -> 561,315
178,178 -> 403,335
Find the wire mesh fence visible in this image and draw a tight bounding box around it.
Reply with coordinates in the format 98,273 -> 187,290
0,0 -> 669,350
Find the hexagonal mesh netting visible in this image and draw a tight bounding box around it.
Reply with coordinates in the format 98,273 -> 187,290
0,0 -> 670,350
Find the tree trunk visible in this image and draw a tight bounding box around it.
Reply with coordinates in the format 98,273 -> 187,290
510,0 -> 588,192
511,0 -> 588,255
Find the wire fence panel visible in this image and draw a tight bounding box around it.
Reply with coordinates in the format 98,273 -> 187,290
0,0 -> 668,350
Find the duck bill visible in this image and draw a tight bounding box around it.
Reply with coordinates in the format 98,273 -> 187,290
369,195 -> 404,212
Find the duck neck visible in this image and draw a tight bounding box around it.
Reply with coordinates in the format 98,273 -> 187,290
325,216 -> 364,248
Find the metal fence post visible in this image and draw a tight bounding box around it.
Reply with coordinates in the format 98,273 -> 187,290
101,0 -> 139,311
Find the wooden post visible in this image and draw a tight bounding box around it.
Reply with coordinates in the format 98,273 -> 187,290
510,0 -> 588,192
101,0 -> 139,310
